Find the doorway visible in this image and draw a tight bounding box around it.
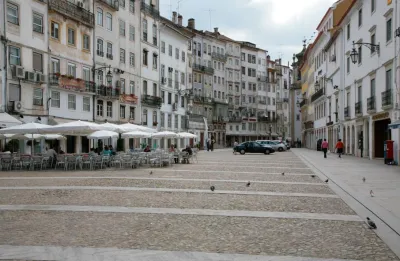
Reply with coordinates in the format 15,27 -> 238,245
66,136 -> 76,154
81,136 -> 89,153
374,118 -> 391,158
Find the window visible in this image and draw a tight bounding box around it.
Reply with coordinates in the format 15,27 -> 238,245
33,52 -> 43,72
83,34 -> 90,51
174,115 -> 178,129
143,49 -> 148,66
152,24 -> 157,45
83,97 -> 90,112
130,52 -> 135,67
167,114 -> 171,128
97,100 -> 103,116
120,105 -> 126,118
143,80 -> 148,95
153,53 -> 158,69
386,18 -> 392,42
182,51 -> 185,62
143,19 -> 147,41
181,96 -> 185,108
83,67 -> 90,81
67,28 -> 75,46
358,8 -> 362,27
9,46 -> 20,66
120,79 -> 126,93
107,101 -> 112,117
33,88 -> 43,106
107,42 -> 112,58
130,81 -> 135,94
119,20 -> 126,36
168,45 -> 172,56
106,13 -> 112,31
129,0 -> 135,13
68,94 -> 76,110
346,57 -> 350,73
347,23 -> 350,40
51,21 -> 59,39
142,109 -> 148,124
358,46 -> 362,64
181,72 -> 185,85
120,48 -> 125,64
386,69 -> 392,90
120,0 -> 125,8
51,91 -> 60,108
175,48 -> 179,59
97,39 -> 104,55
97,8 -> 103,26
129,107 -> 135,119
129,25 -> 135,41
370,33 -> 376,54
153,83 -> 157,96
161,41 -> 165,53
370,78 -> 375,97
51,58 -> 60,73
33,12 -> 43,33
67,63 -> 76,77
168,92 -> 172,104
371,0 -> 375,13
7,3 -> 18,24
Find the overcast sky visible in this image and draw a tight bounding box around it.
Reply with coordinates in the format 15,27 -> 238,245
160,0 -> 337,65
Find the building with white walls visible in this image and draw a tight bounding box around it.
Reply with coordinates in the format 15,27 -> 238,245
276,62 -> 292,140
266,57 -> 278,139
1,0 -> 49,153
159,13 -> 193,149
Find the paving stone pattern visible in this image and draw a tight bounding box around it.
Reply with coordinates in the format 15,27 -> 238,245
0,150 -> 398,260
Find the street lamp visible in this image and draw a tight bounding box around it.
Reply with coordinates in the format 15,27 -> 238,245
349,40 -> 380,64
269,124 -> 272,140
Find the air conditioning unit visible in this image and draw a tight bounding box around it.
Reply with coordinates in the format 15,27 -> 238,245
168,67 -> 173,72
172,102 -> 178,111
25,71 -> 36,82
77,1 -> 83,8
36,72 -> 45,83
14,101 -> 22,112
15,65 -> 24,78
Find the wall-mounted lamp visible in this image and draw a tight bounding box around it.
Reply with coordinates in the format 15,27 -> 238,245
350,40 -> 380,64
333,85 -> 339,90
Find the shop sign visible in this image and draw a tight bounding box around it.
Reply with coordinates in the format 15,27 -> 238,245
372,112 -> 389,121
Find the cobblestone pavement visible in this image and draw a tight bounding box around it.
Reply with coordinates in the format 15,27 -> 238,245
0,150 -> 398,261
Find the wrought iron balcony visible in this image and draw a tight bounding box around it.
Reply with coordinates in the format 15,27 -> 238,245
299,99 -> 306,107
311,88 -> 325,102
141,94 -> 162,107
381,89 -> 393,107
367,96 -> 376,112
257,117 -> 277,123
355,101 -> 362,115
344,106 -> 350,119
193,63 -> 214,75
212,116 -> 225,123
97,85 -> 120,98
189,114 -> 205,123
97,0 -> 119,11
228,117 -> 242,123
50,74 -> 96,93
211,52 -> 227,62
49,0 -> 95,27
140,1 -> 160,18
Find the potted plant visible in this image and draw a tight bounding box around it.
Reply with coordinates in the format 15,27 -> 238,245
130,94 -> 135,98
67,75 -> 74,79
76,78 -> 83,82
61,74 -> 67,78
54,72 -> 61,77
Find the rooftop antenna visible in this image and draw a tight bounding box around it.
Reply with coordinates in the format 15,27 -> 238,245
204,9 -> 215,30
177,0 -> 188,17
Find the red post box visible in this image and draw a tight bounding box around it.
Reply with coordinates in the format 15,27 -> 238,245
384,140 -> 394,164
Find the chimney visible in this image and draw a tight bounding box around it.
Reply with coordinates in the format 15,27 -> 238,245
178,15 -> 183,26
188,18 -> 195,29
172,11 -> 177,24
214,27 -> 219,33
267,55 -> 270,61
279,58 -> 282,65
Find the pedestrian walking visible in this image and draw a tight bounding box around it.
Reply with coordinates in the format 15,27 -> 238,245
233,140 -> 238,154
206,138 -> 210,152
210,136 -> 215,151
335,139 -> 344,158
321,139 -> 329,158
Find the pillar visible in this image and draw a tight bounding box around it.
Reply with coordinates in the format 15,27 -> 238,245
75,136 -> 81,154
354,127 -> 358,157
363,119 -> 368,158
369,117 -> 374,159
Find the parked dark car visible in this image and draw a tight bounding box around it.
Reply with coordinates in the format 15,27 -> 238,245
233,141 -> 275,155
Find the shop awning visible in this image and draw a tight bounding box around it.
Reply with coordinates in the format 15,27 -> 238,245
388,120 -> 400,129
0,113 -> 22,128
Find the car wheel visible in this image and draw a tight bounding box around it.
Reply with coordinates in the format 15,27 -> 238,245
264,149 -> 270,155
278,147 -> 284,152
240,149 -> 245,155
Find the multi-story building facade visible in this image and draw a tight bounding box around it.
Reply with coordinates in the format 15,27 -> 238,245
266,57 -> 278,138
1,0 -> 50,153
159,13 -> 193,148
276,61 -> 292,140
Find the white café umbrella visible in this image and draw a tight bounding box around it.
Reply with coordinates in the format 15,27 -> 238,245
41,134 -> 67,140
41,120 -> 114,135
177,132 -> 197,138
3,134 -> 67,140
100,122 -> 128,133
121,130 -> 152,139
87,130 -> 119,140
119,123 -> 157,133
0,122 -> 51,134
151,131 -> 178,139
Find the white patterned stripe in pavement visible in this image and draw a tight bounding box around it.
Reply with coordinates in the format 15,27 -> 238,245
154,169 -> 313,175
0,245 -> 362,261
0,176 -> 328,186
0,205 -> 362,221
0,186 -> 338,198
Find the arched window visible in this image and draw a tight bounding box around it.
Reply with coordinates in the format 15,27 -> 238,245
97,8 -> 103,26
106,13 -> 112,31
97,38 -> 103,56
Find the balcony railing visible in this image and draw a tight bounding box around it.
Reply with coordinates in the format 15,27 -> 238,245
213,116 -> 225,122
228,117 -> 242,123
344,106 -> 350,118
311,88 -> 324,102
367,96 -> 376,112
97,85 -> 120,98
142,94 -> 162,107
193,63 -> 214,75
355,101 -> 362,115
190,114 -> 205,123
381,89 -> 393,107
97,0 -> 119,11
211,52 -> 227,62
257,117 -> 277,123
50,74 -> 96,93
49,0 -> 95,27
140,1 -> 160,18
299,99 -> 306,107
